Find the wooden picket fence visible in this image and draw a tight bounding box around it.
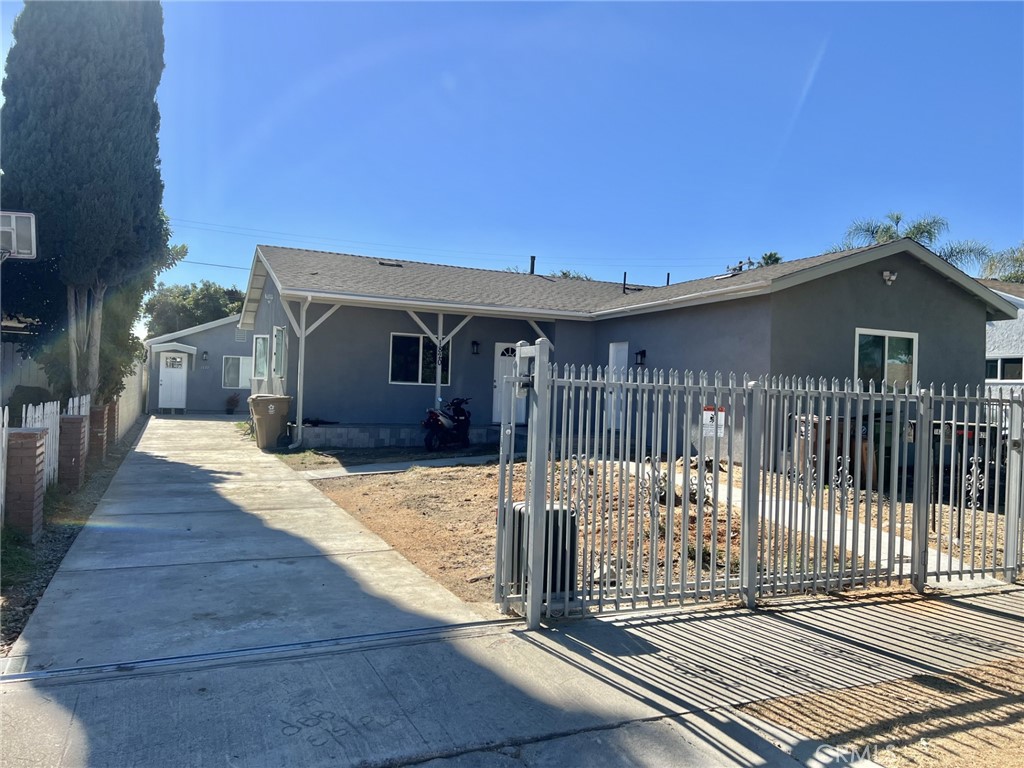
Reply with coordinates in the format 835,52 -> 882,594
21,400 -> 60,487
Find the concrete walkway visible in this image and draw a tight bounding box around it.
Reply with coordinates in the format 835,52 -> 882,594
2,416 -> 1023,767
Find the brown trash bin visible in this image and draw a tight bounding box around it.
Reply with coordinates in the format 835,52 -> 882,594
248,394 -> 293,450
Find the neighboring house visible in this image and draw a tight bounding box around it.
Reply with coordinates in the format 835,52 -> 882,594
234,237 -> 1016,448
980,279 -> 1024,394
144,314 -> 252,414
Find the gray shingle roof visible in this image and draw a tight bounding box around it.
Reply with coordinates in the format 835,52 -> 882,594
255,243 -> 875,316
979,279 -> 1024,300
258,245 -> 652,314
247,239 -> 1015,322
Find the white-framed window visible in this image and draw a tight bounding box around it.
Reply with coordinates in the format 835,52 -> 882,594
986,357 -> 1023,381
855,328 -> 918,390
389,333 -> 451,385
252,335 -> 269,380
272,326 -> 286,378
222,356 -> 253,389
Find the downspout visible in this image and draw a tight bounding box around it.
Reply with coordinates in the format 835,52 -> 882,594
288,296 -> 312,449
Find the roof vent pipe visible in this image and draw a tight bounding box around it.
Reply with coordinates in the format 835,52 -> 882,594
666,272 -> 670,286
530,255 -> 536,275
623,272 -> 627,294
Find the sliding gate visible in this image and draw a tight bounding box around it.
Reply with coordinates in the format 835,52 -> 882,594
494,340 -> 1024,628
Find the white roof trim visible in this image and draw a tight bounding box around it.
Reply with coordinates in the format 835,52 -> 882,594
238,246 -> 287,330
278,289 -> 591,321
149,342 -> 198,355
145,314 -> 242,346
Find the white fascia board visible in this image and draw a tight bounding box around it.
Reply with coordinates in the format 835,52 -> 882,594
238,247 -> 288,330
149,342 -> 198,355
145,315 -> 242,346
277,289 -> 591,321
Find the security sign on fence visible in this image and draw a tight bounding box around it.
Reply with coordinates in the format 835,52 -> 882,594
495,340 -> 1024,629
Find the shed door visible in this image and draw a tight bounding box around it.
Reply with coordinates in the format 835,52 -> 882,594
493,344 -> 526,424
158,352 -> 187,409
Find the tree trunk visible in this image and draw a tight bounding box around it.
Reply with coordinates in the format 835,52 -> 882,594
66,282 -> 106,399
84,283 -> 106,397
67,286 -> 81,396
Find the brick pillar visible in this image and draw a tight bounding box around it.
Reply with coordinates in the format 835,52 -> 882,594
89,405 -> 108,462
105,400 -> 119,449
59,414 -> 88,491
5,428 -> 47,544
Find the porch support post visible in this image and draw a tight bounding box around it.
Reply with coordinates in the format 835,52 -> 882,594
1003,393 -> 1023,581
434,313 -> 444,408
741,380 -> 765,609
911,387 -> 934,592
292,297 -> 311,447
525,337 -> 552,630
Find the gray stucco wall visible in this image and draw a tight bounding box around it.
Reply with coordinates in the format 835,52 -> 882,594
769,253 -> 988,387
296,305 -> 550,425
588,296 -> 773,379
986,293 -> 1024,358
147,320 -> 253,413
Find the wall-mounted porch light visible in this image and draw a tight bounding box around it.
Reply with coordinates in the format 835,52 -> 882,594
471,341 -> 480,355
201,351 -> 209,362
634,349 -> 647,366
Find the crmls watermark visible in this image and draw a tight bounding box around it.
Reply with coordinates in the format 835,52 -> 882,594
812,742 -> 893,765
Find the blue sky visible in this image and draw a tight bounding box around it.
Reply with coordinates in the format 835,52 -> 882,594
3,1 -> 1023,290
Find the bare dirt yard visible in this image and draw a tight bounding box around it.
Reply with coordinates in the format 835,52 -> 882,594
742,653 -> 1024,768
313,462 -> 1024,768
314,462 -> 508,608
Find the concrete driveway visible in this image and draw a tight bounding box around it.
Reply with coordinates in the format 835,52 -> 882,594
2,416 -> 1023,767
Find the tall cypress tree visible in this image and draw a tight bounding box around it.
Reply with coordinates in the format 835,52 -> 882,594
1,1 -> 174,399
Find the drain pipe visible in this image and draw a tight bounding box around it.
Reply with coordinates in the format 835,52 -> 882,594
288,296 -> 312,450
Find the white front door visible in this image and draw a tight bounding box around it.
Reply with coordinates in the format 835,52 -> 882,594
158,352 -> 188,409
493,344 -> 526,424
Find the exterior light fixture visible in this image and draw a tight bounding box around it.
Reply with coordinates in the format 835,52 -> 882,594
201,351 -> 209,362
471,341 -> 480,355
882,271 -> 898,286
635,349 -> 647,366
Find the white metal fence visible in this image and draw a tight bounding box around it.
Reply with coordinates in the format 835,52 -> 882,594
495,341 -> 1024,628
21,400 -> 60,488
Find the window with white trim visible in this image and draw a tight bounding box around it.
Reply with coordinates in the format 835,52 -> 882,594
222,356 -> 253,389
986,357 -> 1023,381
252,335 -> 269,380
272,326 -> 286,378
855,328 -> 917,390
389,333 -> 450,385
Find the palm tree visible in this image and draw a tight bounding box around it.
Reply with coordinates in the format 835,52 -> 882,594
980,241 -> 1024,283
843,211 -> 991,269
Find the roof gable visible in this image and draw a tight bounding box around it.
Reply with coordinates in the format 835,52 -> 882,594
145,314 -> 242,346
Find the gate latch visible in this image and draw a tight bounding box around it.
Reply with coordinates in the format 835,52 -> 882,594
1012,438 -> 1022,452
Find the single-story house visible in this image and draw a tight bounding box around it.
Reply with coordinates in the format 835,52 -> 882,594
981,279 -> 1024,393
233,237 -> 1015,448
144,314 -> 253,414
